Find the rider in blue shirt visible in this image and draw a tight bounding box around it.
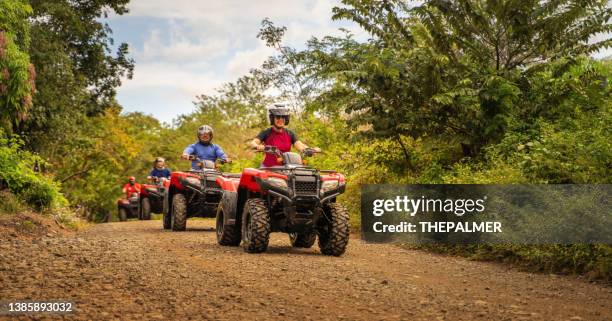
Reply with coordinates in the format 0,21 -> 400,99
147,157 -> 171,180
181,125 -> 231,170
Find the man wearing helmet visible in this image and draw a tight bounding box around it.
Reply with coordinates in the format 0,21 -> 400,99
122,176 -> 141,198
250,103 -> 320,167
181,125 -> 231,169
147,157 -> 171,180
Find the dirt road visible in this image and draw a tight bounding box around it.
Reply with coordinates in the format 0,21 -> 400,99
1,219 -> 610,320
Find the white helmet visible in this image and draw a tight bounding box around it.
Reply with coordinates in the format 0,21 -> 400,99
197,125 -> 213,144
268,103 -> 290,126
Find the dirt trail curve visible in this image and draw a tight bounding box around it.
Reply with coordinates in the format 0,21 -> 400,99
1,219 -> 610,320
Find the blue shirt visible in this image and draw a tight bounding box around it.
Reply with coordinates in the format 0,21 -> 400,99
149,168 -> 171,179
183,142 -> 228,169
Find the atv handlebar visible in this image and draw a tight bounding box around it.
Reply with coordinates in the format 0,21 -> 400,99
254,145 -> 321,158
187,155 -> 231,164
148,176 -> 169,183
187,155 -> 230,170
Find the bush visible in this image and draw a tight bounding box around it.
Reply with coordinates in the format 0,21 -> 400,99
0,129 -> 67,210
0,190 -> 25,214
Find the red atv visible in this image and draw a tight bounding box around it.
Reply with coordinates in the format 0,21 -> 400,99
215,146 -> 350,256
163,157 -> 228,231
140,177 -> 170,220
117,193 -> 140,222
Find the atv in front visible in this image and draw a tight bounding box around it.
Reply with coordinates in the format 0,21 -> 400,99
140,177 -> 170,220
163,157 -> 227,231
117,193 -> 140,222
215,146 -> 349,256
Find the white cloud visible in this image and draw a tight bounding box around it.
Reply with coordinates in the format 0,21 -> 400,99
123,62 -> 222,97
122,0 -> 338,23
110,0 -> 357,122
225,42 -> 275,78
137,21 -> 231,63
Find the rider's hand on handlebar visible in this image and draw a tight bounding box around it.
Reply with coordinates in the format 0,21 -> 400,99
188,155 -> 197,161
255,144 -> 265,151
303,147 -> 321,157
224,157 -> 232,164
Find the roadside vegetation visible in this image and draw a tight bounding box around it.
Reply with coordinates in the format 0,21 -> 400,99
1,0 -> 610,279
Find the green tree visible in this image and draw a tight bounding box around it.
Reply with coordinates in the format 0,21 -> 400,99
22,0 -> 134,150
0,0 -> 35,132
317,0 -> 611,156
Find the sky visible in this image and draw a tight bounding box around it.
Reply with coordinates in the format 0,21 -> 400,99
106,0 -> 363,124
107,1 -> 610,124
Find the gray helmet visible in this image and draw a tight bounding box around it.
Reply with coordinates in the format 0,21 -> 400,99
268,103 -> 290,126
197,125 -> 213,144
154,157 -> 165,164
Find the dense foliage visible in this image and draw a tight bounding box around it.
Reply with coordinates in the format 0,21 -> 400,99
0,0 -> 35,132
0,128 -> 66,211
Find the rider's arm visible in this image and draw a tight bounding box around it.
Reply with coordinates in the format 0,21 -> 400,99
295,140 -> 321,153
250,138 -> 265,151
289,130 -> 314,152
181,144 -> 194,160
294,140 -> 308,152
214,145 -> 229,161
251,129 -> 271,151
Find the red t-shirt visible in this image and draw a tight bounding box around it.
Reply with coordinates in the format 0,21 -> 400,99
123,183 -> 141,198
256,127 -> 297,167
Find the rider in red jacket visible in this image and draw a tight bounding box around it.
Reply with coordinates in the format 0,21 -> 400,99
122,176 -> 141,198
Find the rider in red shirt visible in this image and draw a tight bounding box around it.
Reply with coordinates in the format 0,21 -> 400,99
122,176 -> 141,198
250,103 -> 319,167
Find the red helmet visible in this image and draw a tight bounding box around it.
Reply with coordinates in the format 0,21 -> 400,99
128,176 -> 135,182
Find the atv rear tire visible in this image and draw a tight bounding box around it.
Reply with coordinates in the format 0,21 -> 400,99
118,208 -> 127,222
171,193 -> 187,231
289,232 -> 316,248
241,199 -> 270,253
318,203 -> 349,256
141,197 -> 151,220
216,196 -> 241,246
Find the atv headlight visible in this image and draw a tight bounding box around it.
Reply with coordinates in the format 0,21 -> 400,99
185,177 -> 200,186
321,180 -> 339,193
266,177 -> 288,189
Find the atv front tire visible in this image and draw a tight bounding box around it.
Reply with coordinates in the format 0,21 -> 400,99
241,199 -> 270,253
171,193 -> 187,231
118,208 -> 127,222
318,203 -> 349,256
289,232 -> 316,248
141,197 -> 151,220
216,195 -> 241,246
